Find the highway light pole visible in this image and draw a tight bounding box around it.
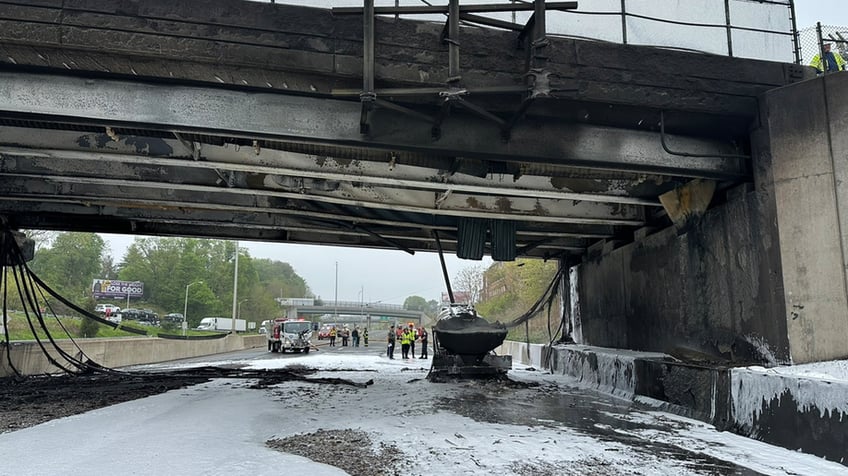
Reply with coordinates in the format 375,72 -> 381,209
231,241 -> 240,334
358,285 -> 364,324
334,261 -> 338,322
183,280 -> 203,336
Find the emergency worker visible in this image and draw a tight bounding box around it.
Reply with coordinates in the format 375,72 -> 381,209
363,328 -> 369,347
408,323 -> 417,358
329,326 -> 337,347
811,42 -> 846,74
401,326 -> 412,359
387,325 -> 396,359
419,327 -> 428,359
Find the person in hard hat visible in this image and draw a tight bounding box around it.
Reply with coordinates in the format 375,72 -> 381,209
811,42 -> 846,74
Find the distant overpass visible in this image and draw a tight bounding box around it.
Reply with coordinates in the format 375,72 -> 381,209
279,299 -> 425,326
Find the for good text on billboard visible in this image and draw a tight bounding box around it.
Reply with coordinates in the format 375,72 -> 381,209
92,279 -> 144,299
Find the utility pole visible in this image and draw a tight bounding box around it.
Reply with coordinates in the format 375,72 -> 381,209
359,285 -> 364,325
334,261 -> 339,322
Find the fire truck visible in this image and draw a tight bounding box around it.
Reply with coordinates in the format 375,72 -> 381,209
267,318 -> 313,353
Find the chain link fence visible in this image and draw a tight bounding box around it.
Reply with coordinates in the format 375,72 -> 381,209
797,24 -> 848,70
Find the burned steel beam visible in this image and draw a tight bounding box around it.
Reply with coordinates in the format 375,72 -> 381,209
0,140 -> 662,206
0,172 -> 645,226
0,72 -> 748,178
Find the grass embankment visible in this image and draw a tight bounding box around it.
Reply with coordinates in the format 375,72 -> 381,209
480,299 -> 566,345
1,311 -> 218,341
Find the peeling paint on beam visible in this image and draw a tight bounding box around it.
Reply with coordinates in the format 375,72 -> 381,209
0,144 -> 662,206
0,72 -> 748,179
0,174 -> 645,226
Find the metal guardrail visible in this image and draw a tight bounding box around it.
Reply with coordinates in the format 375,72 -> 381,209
275,1 -> 799,63
550,0 -> 798,63
321,300 -> 406,310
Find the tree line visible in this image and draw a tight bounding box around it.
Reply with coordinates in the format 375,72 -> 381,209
6,232 -> 310,328
6,231 -> 561,342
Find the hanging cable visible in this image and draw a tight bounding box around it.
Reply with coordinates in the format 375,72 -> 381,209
2,262 -> 22,377
504,266 -> 565,329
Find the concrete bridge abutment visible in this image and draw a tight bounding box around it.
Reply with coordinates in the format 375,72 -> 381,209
570,72 -> 848,366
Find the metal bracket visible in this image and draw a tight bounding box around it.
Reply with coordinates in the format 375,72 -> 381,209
359,92 -> 376,134
348,0 -> 577,139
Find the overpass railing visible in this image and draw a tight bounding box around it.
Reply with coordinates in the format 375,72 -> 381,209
278,0 -> 799,63
282,299 -> 406,311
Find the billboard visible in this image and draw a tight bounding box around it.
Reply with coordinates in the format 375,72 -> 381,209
92,279 -> 144,299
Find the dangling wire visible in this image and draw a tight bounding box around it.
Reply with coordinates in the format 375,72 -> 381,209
505,266 -> 565,329
0,228 -> 129,376
2,260 -> 22,377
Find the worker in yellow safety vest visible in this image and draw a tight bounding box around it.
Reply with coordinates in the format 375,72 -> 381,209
810,43 -> 846,74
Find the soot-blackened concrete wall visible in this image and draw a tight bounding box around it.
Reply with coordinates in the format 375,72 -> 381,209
573,187 -> 790,365
574,73 -> 848,365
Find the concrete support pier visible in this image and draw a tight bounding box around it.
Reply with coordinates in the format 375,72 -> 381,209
570,72 -> 848,366
760,72 -> 848,363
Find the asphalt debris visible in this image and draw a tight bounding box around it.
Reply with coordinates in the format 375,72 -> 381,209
0,373 -> 209,434
267,428 -> 405,476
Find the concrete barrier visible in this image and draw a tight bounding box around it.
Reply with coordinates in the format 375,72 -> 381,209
496,340 -> 547,367
0,334 -> 266,376
496,341 -> 848,467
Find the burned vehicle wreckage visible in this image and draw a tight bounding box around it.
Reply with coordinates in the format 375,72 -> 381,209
429,303 -> 512,381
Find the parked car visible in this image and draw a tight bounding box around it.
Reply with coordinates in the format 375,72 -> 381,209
139,309 -> 160,326
317,326 -> 331,340
163,313 -> 184,324
121,308 -> 140,322
94,304 -> 121,315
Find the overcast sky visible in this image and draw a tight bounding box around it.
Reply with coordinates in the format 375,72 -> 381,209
794,0 -> 848,29
99,0 -> 845,305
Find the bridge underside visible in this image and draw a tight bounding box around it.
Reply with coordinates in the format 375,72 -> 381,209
0,1 -> 808,262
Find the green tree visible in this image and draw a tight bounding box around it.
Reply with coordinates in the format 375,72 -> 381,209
403,295 -> 428,312
78,295 -> 100,337
116,237 -> 310,326
79,316 -> 100,337
475,259 -> 561,344
30,232 -> 105,303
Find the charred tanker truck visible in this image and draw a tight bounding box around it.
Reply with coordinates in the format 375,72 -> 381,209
429,303 -> 511,381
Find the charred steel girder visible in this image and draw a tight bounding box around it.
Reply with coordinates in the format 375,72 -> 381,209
338,1 -> 578,138
0,72 -> 748,179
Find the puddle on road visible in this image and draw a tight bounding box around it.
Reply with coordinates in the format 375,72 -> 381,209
434,383 -> 763,476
